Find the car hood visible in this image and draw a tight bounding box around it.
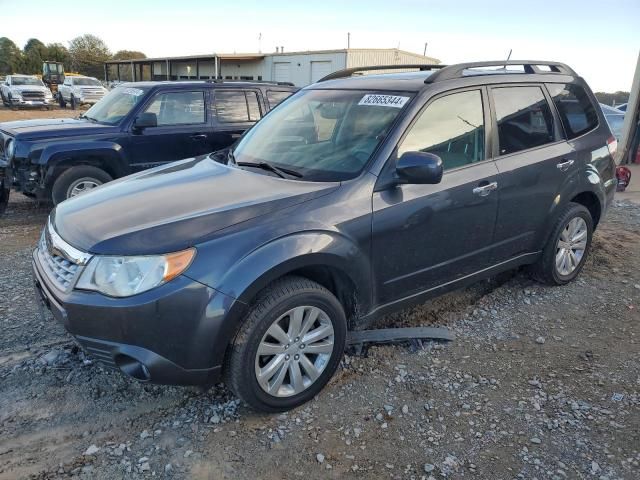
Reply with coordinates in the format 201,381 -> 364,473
53,156 -> 339,255
0,118 -> 116,139
9,84 -> 49,94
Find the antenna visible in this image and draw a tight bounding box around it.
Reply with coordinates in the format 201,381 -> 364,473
258,32 -> 262,53
347,32 -> 351,49
504,49 -> 512,69
423,42 -> 428,56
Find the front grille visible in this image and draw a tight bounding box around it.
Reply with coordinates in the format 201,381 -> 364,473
37,231 -> 80,291
21,90 -> 45,101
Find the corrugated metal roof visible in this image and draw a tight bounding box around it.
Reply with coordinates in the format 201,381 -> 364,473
105,48 -> 438,65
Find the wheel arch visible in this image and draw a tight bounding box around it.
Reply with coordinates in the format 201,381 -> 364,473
40,142 -> 129,187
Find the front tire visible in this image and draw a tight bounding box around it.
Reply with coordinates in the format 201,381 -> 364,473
531,202 -> 593,285
70,94 -> 77,110
51,166 -> 113,205
59,93 -> 66,108
225,276 -> 347,412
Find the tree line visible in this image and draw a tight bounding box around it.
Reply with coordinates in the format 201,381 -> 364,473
0,34 -> 146,79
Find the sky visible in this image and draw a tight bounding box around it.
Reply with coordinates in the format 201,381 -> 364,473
1,0 -> 638,92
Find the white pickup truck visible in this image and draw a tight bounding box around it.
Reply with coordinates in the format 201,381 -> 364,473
58,76 -> 108,109
0,75 -> 55,109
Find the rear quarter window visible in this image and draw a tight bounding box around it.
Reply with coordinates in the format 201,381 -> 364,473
546,83 -> 599,140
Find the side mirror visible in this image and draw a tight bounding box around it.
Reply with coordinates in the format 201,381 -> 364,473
396,151 -> 443,184
133,112 -> 157,130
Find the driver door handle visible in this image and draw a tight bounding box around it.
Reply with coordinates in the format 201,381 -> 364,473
472,181 -> 498,196
190,134 -> 207,141
557,159 -> 574,171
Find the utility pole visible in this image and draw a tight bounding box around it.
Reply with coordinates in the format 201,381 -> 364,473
347,32 -> 351,49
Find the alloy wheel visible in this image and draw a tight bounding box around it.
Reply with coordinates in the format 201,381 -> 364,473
255,305 -> 335,398
68,179 -> 101,198
555,217 -> 588,276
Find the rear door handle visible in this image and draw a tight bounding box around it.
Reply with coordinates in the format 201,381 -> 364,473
190,134 -> 207,141
557,159 -> 574,171
472,181 -> 498,196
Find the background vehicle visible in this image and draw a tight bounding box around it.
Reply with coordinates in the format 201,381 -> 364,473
58,76 -> 108,109
33,61 -> 616,412
42,61 -> 65,98
1,80 -> 297,205
0,75 -> 55,109
601,103 -> 625,142
615,102 -> 627,112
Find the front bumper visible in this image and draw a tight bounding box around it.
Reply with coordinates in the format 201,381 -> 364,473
32,250 -> 239,385
10,98 -> 55,107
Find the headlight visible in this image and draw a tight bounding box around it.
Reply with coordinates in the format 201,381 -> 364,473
11,90 -> 21,98
76,248 -> 195,297
6,140 -> 15,160
45,90 -> 53,98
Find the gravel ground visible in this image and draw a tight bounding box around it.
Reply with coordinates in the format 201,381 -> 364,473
0,190 -> 639,480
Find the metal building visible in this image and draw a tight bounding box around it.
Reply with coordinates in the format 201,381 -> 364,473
104,48 -> 440,86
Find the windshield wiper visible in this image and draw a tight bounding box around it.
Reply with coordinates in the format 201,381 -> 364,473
79,114 -> 98,123
236,161 -> 303,179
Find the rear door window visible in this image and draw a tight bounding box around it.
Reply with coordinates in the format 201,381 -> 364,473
492,86 -> 555,155
215,90 -> 262,123
546,83 -> 599,139
267,90 -> 294,108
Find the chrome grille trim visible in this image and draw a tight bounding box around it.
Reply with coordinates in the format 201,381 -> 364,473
36,219 -> 93,292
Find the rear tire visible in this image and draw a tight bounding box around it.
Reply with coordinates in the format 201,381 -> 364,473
224,276 -> 347,412
70,94 -> 77,110
530,202 -> 593,285
51,166 -> 112,205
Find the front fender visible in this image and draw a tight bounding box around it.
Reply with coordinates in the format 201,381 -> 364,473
36,141 -> 129,181
186,230 -> 372,366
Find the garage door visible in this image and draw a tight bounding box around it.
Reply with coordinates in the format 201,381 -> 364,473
274,62 -> 291,83
311,61 -> 332,83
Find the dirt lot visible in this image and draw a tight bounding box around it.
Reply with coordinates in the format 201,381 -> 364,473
1,105 -> 639,479
0,105 -> 82,123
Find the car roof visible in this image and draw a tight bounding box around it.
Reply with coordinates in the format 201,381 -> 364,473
120,80 -> 297,89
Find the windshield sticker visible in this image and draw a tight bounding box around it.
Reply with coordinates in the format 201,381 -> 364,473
358,94 -> 410,108
121,87 -> 144,96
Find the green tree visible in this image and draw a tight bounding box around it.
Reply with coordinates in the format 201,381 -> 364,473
23,38 -> 48,74
0,37 -> 24,75
113,50 -> 146,60
45,43 -> 70,64
68,34 -> 112,77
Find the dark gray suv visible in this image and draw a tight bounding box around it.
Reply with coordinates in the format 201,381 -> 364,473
33,61 -> 617,412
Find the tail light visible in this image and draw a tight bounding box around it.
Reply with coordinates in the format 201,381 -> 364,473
607,135 -> 618,158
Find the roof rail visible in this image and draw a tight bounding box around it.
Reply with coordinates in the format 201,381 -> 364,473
318,64 -> 446,82
205,79 -> 295,86
425,60 -> 577,83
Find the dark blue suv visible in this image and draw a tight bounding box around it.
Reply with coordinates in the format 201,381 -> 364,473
33,61 -> 617,412
0,81 -> 297,205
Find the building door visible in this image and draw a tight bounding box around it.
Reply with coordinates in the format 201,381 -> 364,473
310,61 -> 332,83
274,62 -> 291,83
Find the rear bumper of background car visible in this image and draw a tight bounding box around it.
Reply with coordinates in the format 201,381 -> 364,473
31,250 -> 239,385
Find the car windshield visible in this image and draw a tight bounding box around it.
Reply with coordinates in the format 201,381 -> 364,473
74,78 -> 102,86
231,89 -> 412,181
83,86 -> 149,124
12,77 -> 43,86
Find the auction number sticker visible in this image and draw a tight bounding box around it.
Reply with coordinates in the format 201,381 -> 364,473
358,94 -> 409,108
